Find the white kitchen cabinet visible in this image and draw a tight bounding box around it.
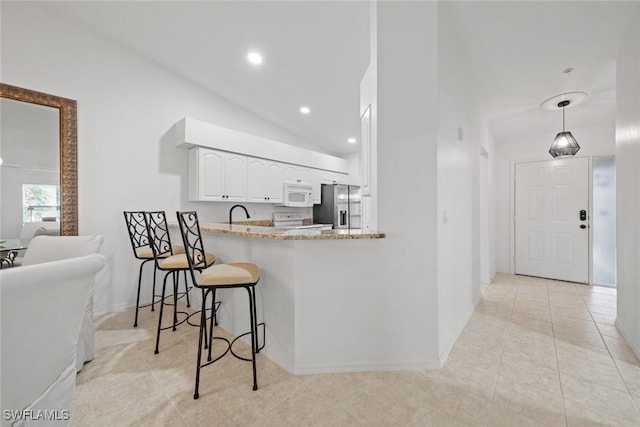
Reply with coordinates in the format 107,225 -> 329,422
283,164 -> 313,184
188,147 -> 247,202
334,172 -> 348,184
311,169 -> 321,204
319,170 -> 345,184
318,170 -> 333,184
247,157 -> 284,203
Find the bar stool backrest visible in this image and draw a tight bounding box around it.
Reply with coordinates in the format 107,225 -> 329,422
123,211 -> 150,260
176,211 -> 208,287
146,211 -> 175,266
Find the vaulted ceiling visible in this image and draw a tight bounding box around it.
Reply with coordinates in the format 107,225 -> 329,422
43,1 -> 638,156
447,1 -> 638,143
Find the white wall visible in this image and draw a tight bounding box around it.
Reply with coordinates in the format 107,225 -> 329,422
486,126 -> 497,280
436,3 -> 482,361
359,1 -> 378,233
375,1 -> 440,365
1,2 -> 319,314
492,123 -> 616,274
615,9 -> 640,357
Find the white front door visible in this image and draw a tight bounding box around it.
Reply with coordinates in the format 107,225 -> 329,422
515,157 -> 589,283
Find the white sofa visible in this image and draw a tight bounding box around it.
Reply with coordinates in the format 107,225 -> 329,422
21,235 -> 105,371
0,254 -> 105,426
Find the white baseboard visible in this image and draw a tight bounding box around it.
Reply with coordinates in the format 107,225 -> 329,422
292,359 -> 443,376
93,302 -> 132,318
437,294 -> 482,366
615,318 -> 640,360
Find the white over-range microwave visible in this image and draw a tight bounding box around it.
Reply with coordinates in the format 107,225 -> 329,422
279,181 -> 314,207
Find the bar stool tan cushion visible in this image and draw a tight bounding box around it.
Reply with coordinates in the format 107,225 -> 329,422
136,245 -> 185,259
159,252 -> 215,269
199,263 -> 260,286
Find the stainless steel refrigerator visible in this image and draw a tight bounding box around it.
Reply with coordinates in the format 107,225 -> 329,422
313,184 -> 361,229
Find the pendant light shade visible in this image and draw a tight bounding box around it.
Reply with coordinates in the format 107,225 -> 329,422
549,100 -> 580,158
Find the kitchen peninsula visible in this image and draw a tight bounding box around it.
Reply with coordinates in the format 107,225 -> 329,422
171,221 -> 387,375
199,221 -> 385,240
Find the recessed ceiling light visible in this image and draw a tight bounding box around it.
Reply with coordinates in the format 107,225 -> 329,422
347,137 -> 356,144
563,67 -> 573,74
300,106 -> 311,114
247,51 -> 263,65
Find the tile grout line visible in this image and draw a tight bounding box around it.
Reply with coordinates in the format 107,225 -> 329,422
485,279 -> 517,424
583,289 -> 640,415
547,279 -> 569,427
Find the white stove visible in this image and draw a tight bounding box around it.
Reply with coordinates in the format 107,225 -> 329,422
273,212 -> 305,228
273,212 -> 330,231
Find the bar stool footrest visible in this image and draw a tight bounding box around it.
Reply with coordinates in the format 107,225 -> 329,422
229,322 -> 266,361
158,310 -> 190,331
186,301 -> 221,327
201,337 -> 231,368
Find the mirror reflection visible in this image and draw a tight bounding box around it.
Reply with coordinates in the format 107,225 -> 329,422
0,83 -> 77,268
1,98 -> 61,241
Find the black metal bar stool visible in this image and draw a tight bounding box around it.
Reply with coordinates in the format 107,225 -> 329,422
124,211 -> 187,327
123,211 -> 165,326
177,211 -> 265,399
148,211 -> 216,354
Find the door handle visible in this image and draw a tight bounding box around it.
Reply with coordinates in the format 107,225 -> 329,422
579,210 -> 587,221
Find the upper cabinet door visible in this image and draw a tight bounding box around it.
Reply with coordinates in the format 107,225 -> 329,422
320,170 -> 337,184
283,164 -> 312,184
265,161 -> 284,203
283,164 -> 299,182
247,157 -> 268,202
199,149 -> 225,200
247,157 -> 284,203
311,169 -> 321,204
224,153 -> 248,202
297,166 -> 312,184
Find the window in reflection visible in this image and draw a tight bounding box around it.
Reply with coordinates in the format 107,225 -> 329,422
23,184 -> 60,223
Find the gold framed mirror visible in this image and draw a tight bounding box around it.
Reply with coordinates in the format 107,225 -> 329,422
0,83 -> 78,236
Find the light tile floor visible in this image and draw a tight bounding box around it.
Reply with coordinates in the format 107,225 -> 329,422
76,273 -> 640,426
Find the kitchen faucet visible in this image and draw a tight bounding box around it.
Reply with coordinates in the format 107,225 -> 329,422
229,204 -> 250,225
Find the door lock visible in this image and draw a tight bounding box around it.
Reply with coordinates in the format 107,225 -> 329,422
579,210 -> 587,221
580,224 -> 587,229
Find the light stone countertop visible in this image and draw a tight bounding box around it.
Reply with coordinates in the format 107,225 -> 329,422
194,221 -> 385,240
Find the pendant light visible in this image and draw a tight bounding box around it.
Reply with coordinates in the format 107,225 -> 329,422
549,100 -> 580,158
